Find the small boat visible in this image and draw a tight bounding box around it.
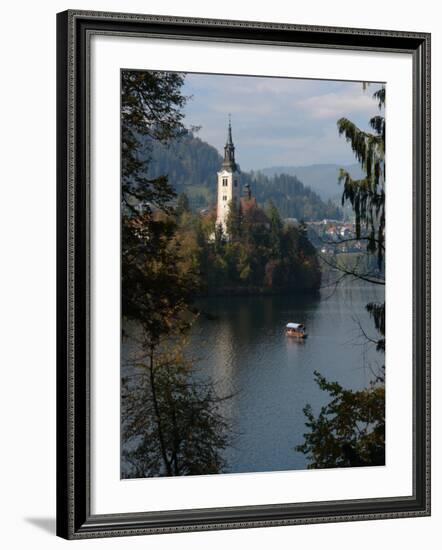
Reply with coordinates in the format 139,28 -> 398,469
285,322 -> 307,338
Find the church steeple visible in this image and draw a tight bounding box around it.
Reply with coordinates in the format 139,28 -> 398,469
222,115 -> 236,171
216,115 -> 240,235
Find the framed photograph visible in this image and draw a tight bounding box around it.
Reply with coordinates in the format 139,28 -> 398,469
56,10 -> 431,539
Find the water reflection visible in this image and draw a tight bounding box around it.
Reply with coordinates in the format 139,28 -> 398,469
187,283 -> 384,474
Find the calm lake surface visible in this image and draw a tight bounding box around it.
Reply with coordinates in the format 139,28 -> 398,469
186,282 -> 384,474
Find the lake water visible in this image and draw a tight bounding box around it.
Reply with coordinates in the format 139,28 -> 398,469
186,282 -> 384,474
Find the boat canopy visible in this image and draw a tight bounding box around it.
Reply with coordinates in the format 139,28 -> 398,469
286,323 -> 303,329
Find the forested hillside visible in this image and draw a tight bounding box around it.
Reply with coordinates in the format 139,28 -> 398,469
247,172 -> 342,221
259,163 -> 364,200
143,131 -> 342,221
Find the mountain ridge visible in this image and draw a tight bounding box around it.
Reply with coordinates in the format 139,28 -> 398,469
258,163 -> 364,200
143,132 -> 343,221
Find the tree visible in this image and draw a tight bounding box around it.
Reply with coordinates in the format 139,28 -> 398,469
337,86 -> 385,271
121,70 -> 187,217
267,200 -> 283,258
296,304 -> 385,468
174,198 -> 321,294
226,200 -> 242,240
296,372 -> 385,468
121,70 -> 191,333
176,192 -> 190,218
213,222 -> 225,254
296,86 -> 386,468
122,336 -> 232,477
336,85 -> 385,346
121,70 -> 231,477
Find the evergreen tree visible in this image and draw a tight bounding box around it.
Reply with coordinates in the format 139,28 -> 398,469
337,86 -> 385,271
121,70 -> 231,477
214,222 -> 225,254
296,86 -> 386,469
176,192 -> 190,218
336,85 -> 385,334
268,200 -> 283,258
121,70 -> 192,340
121,70 -> 187,217
226,200 -> 242,240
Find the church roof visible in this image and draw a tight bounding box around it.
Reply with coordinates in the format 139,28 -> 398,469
240,196 -> 270,225
222,117 -> 237,171
240,196 -> 258,212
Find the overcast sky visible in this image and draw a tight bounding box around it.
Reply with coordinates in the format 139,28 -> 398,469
182,73 -> 384,172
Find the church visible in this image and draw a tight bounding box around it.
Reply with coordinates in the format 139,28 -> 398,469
216,119 -> 269,236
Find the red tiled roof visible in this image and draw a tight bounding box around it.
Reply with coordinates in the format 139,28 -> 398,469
240,196 -> 257,212
240,197 -> 269,224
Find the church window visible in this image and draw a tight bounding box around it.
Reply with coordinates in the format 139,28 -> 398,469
222,178 -> 228,186
234,179 -> 238,187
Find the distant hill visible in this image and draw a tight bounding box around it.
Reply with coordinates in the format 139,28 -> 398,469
143,132 -> 342,221
258,163 -> 364,200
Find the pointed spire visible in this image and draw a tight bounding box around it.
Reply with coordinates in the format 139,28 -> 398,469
223,114 -> 236,171
227,113 -> 233,145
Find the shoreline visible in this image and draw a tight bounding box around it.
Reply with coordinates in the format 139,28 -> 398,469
193,286 -> 321,298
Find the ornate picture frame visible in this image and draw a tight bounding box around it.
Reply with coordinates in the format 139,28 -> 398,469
56,9 -> 430,539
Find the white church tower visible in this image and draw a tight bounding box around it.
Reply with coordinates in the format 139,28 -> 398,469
216,117 -> 240,235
